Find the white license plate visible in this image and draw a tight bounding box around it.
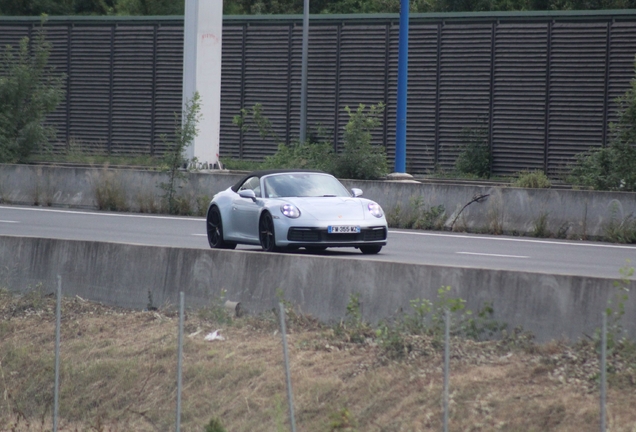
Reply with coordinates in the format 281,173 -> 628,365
328,225 -> 361,234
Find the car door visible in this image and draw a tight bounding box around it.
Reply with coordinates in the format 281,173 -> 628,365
232,176 -> 262,242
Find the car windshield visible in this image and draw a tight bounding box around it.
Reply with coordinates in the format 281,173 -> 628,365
263,173 -> 351,198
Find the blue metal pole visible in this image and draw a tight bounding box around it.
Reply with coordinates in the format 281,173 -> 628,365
395,0 -> 409,173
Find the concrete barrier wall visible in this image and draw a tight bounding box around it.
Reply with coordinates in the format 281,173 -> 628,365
1,235 -> 634,342
2,164 -> 635,238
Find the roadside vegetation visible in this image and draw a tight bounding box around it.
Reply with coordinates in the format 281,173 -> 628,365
567,71 -> 636,192
232,102 -> 388,180
2,0 -> 634,17
0,21 -> 64,164
1,279 -> 635,431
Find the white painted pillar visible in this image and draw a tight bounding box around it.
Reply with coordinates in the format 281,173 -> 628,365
182,0 -> 223,169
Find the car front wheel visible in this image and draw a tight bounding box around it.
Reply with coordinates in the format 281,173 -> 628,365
259,212 -> 280,252
359,245 -> 382,255
207,206 -> 236,250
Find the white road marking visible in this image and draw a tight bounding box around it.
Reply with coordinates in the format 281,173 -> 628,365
457,251 -> 529,259
0,206 -> 204,222
389,230 -> 636,250
0,220 -> 19,223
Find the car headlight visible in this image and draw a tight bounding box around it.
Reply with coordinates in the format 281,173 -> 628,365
281,203 -> 301,218
368,202 -> 383,218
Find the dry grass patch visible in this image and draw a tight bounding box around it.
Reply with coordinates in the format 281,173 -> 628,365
0,289 -> 635,431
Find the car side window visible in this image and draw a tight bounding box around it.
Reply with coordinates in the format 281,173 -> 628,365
238,176 -> 261,197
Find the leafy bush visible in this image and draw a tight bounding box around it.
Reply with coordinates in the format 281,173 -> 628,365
0,24 -> 64,163
568,62 -> 636,191
568,141 -> 636,191
204,417 -> 227,432
455,126 -> 491,179
513,170 -> 551,188
333,103 -> 388,180
262,140 -> 336,172
233,103 -> 388,180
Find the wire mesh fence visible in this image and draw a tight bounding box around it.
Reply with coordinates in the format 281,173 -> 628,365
0,277 -> 628,432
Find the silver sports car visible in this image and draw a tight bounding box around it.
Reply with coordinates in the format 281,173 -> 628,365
206,170 -> 388,254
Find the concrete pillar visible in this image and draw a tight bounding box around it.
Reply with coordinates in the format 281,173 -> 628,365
182,0 -> 223,168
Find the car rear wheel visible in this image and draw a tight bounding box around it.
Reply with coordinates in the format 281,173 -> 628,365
207,206 -> 236,250
259,212 -> 280,252
359,245 -> 382,254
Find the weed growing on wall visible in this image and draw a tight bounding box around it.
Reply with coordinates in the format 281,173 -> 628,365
532,212 -> 551,238
387,196 -> 446,230
603,205 -> 636,244
94,169 -> 128,211
159,92 -> 202,214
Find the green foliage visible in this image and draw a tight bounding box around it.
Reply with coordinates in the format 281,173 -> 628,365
333,293 -> 373,344
159,92 -> 201,215
595,262 -> 633,354
532,212 -> 551,238
375,286 -> 506,358
198,289 -> 233,325
569,62 -> 636,191
4,0 -> 636,17
262,140 -> 336,172
204,417 -> 227,432
0,24 -> 64,163
334,103 -> 388,180
114,0 -> 182,15
455,126 -> 491,179
219,157 -> 263,171
387,196 -> 446,230
234,103 -> 387,180
328,408 -> 358,431
513,170 -> 552,188
94,171 -> 128,211
603,207 -> 636,244
568,141 -> 636,191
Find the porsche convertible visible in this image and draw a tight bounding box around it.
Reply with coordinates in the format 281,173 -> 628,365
206,169 -> 388,254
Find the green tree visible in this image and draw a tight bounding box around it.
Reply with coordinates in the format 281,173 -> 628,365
159,92 -> 201,214
568,60 -> 636,191
334,103 -> 388,180
0,0 -> 115,16
0,25 -> 65,163
114,0 -> 182,15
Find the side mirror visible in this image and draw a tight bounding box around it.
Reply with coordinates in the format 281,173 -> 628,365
238,189 -> 257,201
351,188 -> 363,197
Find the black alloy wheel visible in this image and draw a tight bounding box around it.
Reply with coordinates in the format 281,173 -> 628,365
359,245 -> 382,255
207,207 -> 236,250
259,212 -> 280,252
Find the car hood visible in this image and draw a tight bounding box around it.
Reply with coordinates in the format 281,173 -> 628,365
284,197 -> 367,221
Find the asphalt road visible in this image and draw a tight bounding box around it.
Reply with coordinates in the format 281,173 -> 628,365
1,205 -> 634,279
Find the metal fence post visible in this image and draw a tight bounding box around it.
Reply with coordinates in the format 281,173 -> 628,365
443,308 -> 450,432
278,302 -> 297,432
176,292 -> 184,432
53,275 -> 62,432
600,311 -> 607,432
